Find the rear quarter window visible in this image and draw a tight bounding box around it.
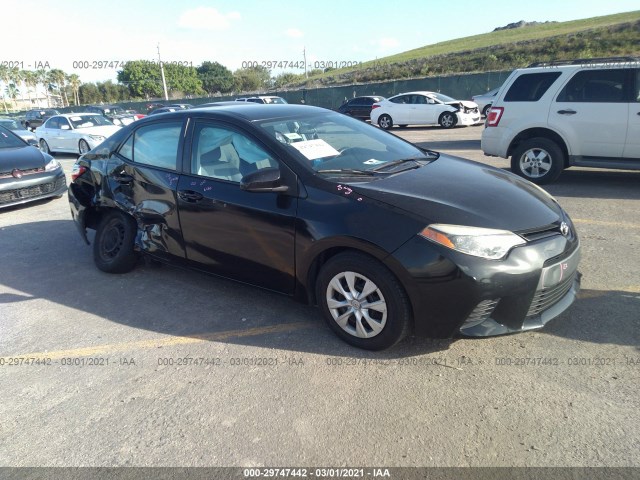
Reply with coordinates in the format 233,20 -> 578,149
504,72 -> 562,102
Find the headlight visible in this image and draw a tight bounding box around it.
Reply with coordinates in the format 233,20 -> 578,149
419,224 -> 525,260
88,135 -> 106,142
45,158 -> 61,171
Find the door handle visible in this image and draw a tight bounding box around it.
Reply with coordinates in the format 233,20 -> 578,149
557,109 -> 577,115
178,190 -> 204,202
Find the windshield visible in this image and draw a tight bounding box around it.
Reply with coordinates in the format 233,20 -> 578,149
0,119 -> 21,130
0,127 -> 26,148
68,115 -> 114,129
430,93 -> 457,103
103,107 -> 125,115
263,97 -> 287,104
257,111 -> 432,173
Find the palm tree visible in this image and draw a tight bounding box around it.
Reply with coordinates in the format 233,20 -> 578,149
68,74 -> 81,106
49,69 -> 68,107
22,70 -> 37,108
5,83 -> 20,110
35,69 -> 50,107
0,64 -> 9,113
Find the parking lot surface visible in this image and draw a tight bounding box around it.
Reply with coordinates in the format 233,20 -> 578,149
1,124 -> 639,468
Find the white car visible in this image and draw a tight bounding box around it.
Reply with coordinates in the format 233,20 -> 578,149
370,91 -> 481,130
35,113 -> 121,155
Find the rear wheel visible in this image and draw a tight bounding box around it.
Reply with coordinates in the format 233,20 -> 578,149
93,211 -> 138,273
439,111 -> 457,129
511,137 -> 564,185
316,252 -> 411,350
482,104 -> 492,117
378,114 -> 393,130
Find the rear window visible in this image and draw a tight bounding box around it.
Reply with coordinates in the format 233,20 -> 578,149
504,72 -> 562,102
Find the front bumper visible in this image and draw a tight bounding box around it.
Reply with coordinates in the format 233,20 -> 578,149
0,169 -> 67,209
456,112 -> 482,126
390,231 -> 581,338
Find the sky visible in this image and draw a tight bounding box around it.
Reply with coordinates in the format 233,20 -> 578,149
3,0 -> 639,84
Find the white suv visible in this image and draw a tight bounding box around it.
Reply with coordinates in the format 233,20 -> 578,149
481,57 -> 640,184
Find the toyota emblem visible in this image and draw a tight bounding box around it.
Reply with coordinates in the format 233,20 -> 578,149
560,222 -> 570,237
11,169 -> 23,179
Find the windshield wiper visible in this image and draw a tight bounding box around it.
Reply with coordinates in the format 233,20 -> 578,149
316,168 -> 379,176
371,157 -> 426,172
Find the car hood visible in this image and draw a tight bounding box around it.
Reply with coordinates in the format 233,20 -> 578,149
445,100 -> 478,109
76,125 -> 121,137
353,155 -> 563,232
0,145 -> 47,171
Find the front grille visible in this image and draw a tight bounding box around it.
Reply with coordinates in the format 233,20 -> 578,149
519,224 -> 562,242
526,272 -> 576,317
0,167 -> 45,179
0,177 -> 65,205
463,299 -> 499,327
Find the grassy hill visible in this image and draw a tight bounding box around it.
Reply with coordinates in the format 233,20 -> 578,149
291,10 -> 640,87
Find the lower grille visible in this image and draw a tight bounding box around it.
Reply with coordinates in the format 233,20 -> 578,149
526,272 -> 576,317
0,177 -> 65,205
463,299 -> 499,328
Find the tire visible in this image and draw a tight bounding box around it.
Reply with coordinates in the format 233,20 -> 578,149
79,139 -> 90,155
93,211 -> 138,274
438,111 -> 457,129
378,114 -> 393,130
482,104 -> 492,117
39,139 -> 51,155
511,137 -> 564,185
316,252 -> 411,350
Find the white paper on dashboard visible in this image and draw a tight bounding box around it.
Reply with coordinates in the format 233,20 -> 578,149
290,139 -> 340,160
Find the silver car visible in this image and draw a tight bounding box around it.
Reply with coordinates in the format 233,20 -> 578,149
471,87 -> 500,117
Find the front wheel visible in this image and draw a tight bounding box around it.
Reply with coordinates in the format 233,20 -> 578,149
316,252 -> 411,350
93,211 -> 138,273
39,139 -> 52,155
439,111 -> 457,129
377,114 -> 393,130
511,137 -> 564,185
79,139 -> 90,155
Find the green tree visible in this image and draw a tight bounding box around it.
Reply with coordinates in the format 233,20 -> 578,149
48,69 -> 68,107
68,74 -> 81,105
197,61 -> 234,95
163,64 -> 204,97
273,72 -> 303,88
233,66 -> 271,92
78,83 -> 100,104
35,69 -> 50,107
22,70 -> 37,107
118,60 -> 163,99
5,83 -> 20,110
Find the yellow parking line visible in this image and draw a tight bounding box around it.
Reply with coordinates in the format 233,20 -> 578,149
573,219 -> 640,229
0,322 -> 313,361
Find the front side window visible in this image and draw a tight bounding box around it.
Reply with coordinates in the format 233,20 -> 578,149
45,117 -> 60,129
118,121 -> 182,170
557,69 -> 628,103
191,124 -> 278,182
504,72 -> 562,102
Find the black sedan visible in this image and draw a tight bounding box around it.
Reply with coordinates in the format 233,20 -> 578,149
0,126 -> 67,209
68,105 -> 580,350
337,96 -> 386,120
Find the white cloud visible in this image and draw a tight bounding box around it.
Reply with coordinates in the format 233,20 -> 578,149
285,28 -> 304,38
178,7 -> 241,30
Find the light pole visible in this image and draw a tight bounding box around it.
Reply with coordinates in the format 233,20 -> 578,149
157,43 -> 169,101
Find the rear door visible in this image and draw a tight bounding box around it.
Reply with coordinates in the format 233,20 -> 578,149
107,119 -> 187,261
387,95 -> 413,124
623,68 -> 640,159
550,68 -> 630,158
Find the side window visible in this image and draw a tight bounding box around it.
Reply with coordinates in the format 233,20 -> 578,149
390,95 -> 410,104
504,72 -> 562,102
119,122 -> 182,170
191,123 -> 278,183
362,98 -> 374,106
46,117 -> 60,129
557,69 -> 628,103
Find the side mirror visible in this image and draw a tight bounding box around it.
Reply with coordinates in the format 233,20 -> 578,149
27,138 -> 39,148
240,167 -> 288,193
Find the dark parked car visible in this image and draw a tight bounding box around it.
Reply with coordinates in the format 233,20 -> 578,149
22,109 -> 60,131
145,102 -> 165,113
84,105 -> 140,126
338,96 -> 385,120
148,106 -> 181,115
166,104 -> 193,110
69,105 -> 580,350
0,125 -> 67,209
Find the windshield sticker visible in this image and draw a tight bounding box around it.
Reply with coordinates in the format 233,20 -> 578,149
290,139 -> 340,160
283,133 -> 303,141
363,159 -> 384,165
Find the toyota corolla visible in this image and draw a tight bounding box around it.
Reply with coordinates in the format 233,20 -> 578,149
68,105 -> 580,350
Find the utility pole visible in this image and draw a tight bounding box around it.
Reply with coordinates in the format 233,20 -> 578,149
157,43 -> 169,101
303,47 -> 308,79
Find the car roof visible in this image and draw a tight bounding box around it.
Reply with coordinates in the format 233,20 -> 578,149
52,113 -> 102,118
136,104 -> 330,124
